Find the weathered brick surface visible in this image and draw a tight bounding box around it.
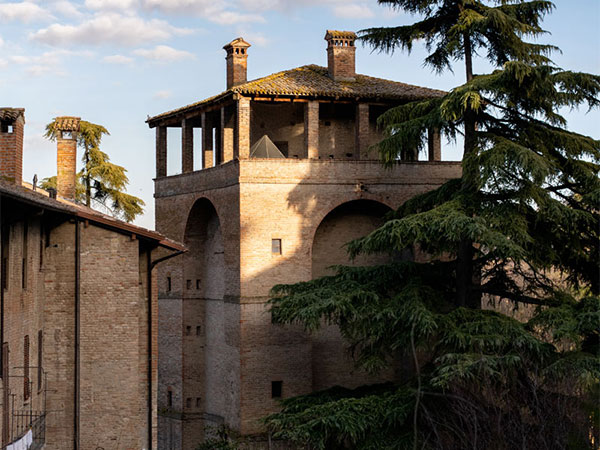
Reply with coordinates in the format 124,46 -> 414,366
154,158 -> 461,445
182,119 -> 194,173
304,101 -> 319,159
1,214 -> 160,449
0,114 -> 24,184
326,34 -> 356,81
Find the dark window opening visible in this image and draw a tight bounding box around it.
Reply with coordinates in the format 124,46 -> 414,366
186,326 -> 191,336
167,276 -> 172,291
196,397 -> 201,407
24,335 -> 30,401
22,221 -> 28,290
186,279 -> 192,290
186,397 -> 191,408
271,239 -> 282,255
167,389 -> 173,407
271,381 -> 282,398
196,279 -> 201,290
0,120 -> 13,133
37,330 -> 43,392
273,141 -> 289,157
196,326 -> 201,336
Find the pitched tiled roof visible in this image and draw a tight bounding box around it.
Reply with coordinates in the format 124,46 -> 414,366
147,65 -> 445,124
0,180 -> 185,251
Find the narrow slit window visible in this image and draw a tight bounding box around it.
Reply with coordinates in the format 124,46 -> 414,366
37,330 -> 43,392
186,326 -> 191,336
271,239 -> 282,255
271,381 -> 282,398
186,397 -> 192,408
186,279 -> 192,290
24,335 -> 30,401
196,326 -> 201,336
196,397 -> 201,407
196,279 -> 201,289
167,389 -> 173,407
167,276 -> 172,291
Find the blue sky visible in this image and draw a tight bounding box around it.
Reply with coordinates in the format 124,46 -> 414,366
1,0 -> 598,229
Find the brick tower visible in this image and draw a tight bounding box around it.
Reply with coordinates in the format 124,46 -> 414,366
149,30 -> 461,449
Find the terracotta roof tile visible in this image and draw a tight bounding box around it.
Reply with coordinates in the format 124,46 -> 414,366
54,116 -> 81,131
325,30 -> 357,40
147,65 -> 445,124
0,108 -> 25,123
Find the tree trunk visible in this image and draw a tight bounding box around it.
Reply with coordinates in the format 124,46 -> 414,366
456,30 -> 480,309
85,145 -> 91,208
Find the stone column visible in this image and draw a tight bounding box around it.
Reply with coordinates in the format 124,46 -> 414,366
182,119 -> 194,173
221,106 -> 234,163
304,101 -> 319,159
428,128 -> 441,161
201,113 -> 213,169
355,103 -> 370,160
235,97 -> 251,159
156,126 -> 167,177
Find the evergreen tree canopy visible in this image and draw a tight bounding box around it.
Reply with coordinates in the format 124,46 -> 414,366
42,120 -> 145,222
265,1 -> 600,448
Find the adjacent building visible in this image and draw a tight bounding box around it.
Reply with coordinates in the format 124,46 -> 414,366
148,30 -> 462,448
0,108 -> 184,449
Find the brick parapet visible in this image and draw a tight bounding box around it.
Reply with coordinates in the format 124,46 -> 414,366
304,102 -> 319,159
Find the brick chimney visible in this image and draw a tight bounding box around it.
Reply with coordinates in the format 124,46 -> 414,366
0,108 -> 25,184
325,30 -> 357,82
54,116 -> 80,200
224,37 -> 251,89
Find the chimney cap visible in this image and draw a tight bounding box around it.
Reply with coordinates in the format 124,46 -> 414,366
54,116 -> 81,132
0,108 -> 25,123
223,37 -> 251,51
325,30 -> 357,41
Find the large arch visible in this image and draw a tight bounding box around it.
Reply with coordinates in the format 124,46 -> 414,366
311,199 -> 392,278
180,198 -> 235,443
310,199 -> 396,391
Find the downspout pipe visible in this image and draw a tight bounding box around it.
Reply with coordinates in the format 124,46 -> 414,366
147,249 -> 184,450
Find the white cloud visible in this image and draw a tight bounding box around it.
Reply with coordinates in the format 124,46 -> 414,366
103,54 -> 134,64
133,45 -> 194,62
85,0 -> 139,11
209,11 -> 265,25
332,3 -> 374,19
31,13 -> 194,47
8,49 -> 92,76
0,2 -> 53,23
51,1 -> 83,18
237,30 -> 268,46
153,90 -> 171,99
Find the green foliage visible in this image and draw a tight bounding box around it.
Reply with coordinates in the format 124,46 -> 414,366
265,1 -> 600,449
44,119 -> 144,222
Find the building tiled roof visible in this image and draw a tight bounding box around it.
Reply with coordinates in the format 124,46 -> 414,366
0,179 -> 185,251
147,65 -> 445,124
54,116 -> 81,131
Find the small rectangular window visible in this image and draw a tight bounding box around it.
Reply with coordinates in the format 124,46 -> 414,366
271,239 -> 282,255
167,276 -> 172,291
196,397 -> 201,408
186,326 -> 191,336
186,397 -> 192,408
167,389 -> 173,407
196,279 -> 201,290
271,380 -> 282,398
196,326 -> 201,336
61,131 -> 72,139
186,279 -> 192,290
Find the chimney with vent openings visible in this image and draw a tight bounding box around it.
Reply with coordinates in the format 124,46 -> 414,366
224,37 -> 251,89
0,108 -> 25,185
54,116 -> 80,200
325,30 -> 357,82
